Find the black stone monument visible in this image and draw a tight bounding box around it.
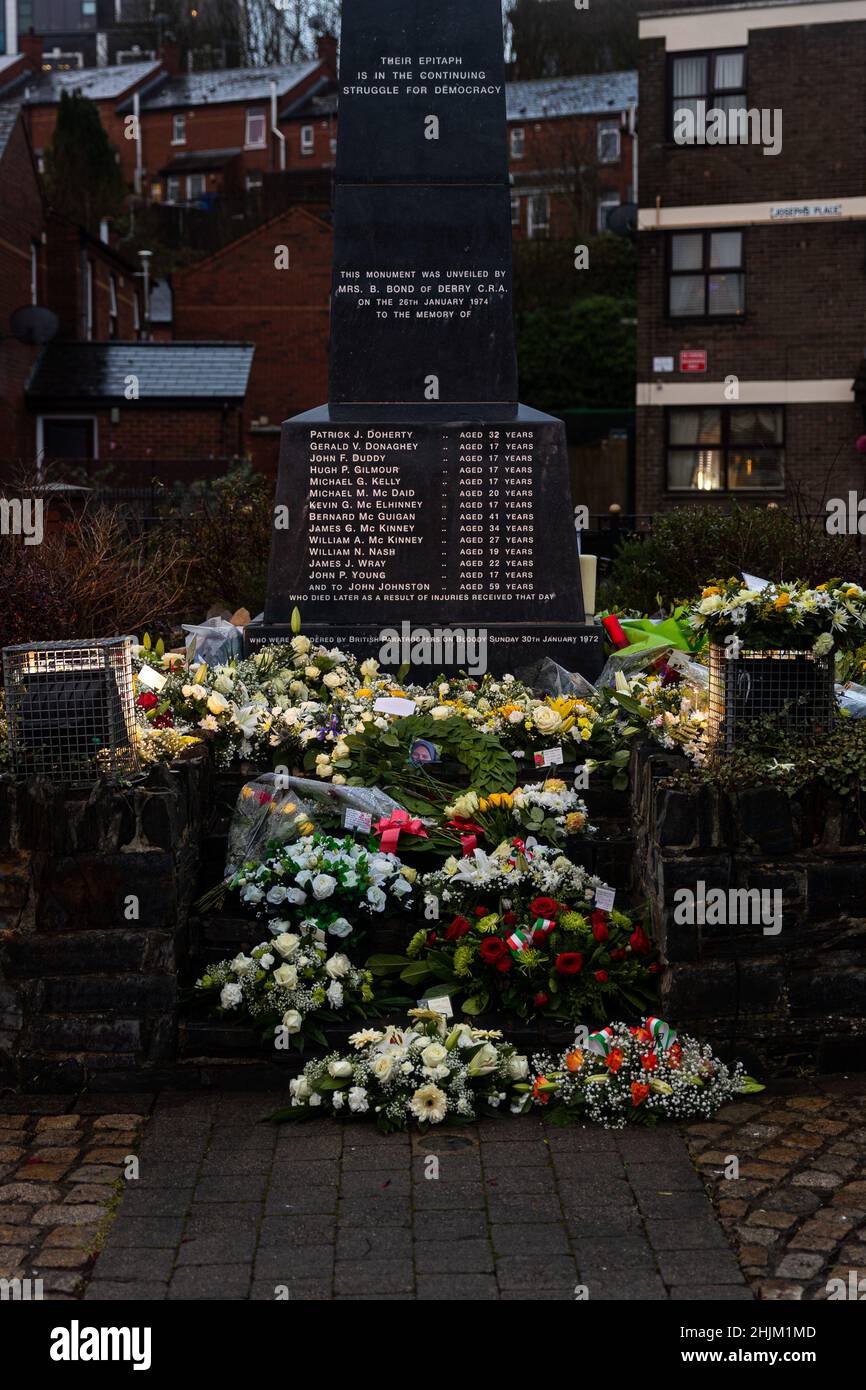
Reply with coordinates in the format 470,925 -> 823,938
247,0 -> 603,679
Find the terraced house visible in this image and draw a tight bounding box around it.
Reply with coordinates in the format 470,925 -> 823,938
636,0 -> 866,516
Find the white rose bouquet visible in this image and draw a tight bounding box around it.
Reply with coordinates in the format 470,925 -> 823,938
266,1009 -> 529,1132
227,832 -> 418,939
195,937 -> 377,1047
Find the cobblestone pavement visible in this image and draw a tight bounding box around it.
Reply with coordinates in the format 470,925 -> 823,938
83,1090 -> 751,1301
6,1079 -> 864,1301
686,1077 -> 866,1301
0,1094 -> 149,1299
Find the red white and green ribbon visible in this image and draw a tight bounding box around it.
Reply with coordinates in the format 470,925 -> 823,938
646,1016 -> 677,1051
506,928 -> 532,953
532,917 -> 556,941
586,1026 -> 616,1057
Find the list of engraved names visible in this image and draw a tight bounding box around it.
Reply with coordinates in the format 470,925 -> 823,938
303,426 -> 545,605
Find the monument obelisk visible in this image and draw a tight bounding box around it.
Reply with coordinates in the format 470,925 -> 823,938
247,0 -> 602,678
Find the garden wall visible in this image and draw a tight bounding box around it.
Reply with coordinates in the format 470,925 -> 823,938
632,745 -> 866,1074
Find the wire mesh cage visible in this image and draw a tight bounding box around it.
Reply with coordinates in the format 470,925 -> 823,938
2,637 -> 139,784
707,642 -> 835,752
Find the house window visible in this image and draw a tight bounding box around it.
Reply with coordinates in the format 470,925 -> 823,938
187,173 -> 207,200
511,194 -> 521,227
166,175 -> 181,204
670,49 -> 746,141
669,229 -> 744,317
510,126 -> 525,159
245,108 -> 267,148
30,241 -> 39,304
39,417 -> 97,461
171,112 -> 186,144
597,195 -> 620,233
598,120 -> 621,163
300,124 -> 314,155
109,273 -> 118,338
133,291 -> 141,337
666,407 -> 784,492
527,193 -> 550,240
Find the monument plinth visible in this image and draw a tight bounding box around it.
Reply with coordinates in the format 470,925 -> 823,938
248,0 -> 603,679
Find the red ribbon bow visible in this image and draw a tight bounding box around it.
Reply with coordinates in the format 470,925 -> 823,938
374,808 -> 428,854
444,817 -> 485,856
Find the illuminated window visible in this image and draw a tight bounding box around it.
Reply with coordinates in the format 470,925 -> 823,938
666,407 -> 784,492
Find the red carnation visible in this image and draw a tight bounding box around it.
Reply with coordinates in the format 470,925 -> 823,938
445,915 -> 471,941
426,931 -> 438,947
610,948 -> 626,962
648,962 -> 660,974
136,691 -> 158,710
631,1081 -> 650,1108
629,926 -> 652,956
534,991 -> 549,1009
475,905 -> 490,917
641,1050 -> 658,1072
594,969 -> 608,983
530,896 -> 558,919
503,910 -> 517,927
479,937 -> 508,964
555,952 -> 583,976
591,911 -> 609,943
495,956 -> 512,973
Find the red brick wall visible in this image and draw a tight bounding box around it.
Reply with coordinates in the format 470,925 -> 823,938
507,113 -> 635,239
636,402 -> 864,518
172,206 -> 332,473
0,116 -> 44,468
640,22 -> 866,206
140,66 -> 325,193
44,217 -> 139,342
30,406 -> 244,480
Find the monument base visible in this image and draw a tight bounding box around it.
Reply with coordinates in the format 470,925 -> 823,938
244,619 -> 604,682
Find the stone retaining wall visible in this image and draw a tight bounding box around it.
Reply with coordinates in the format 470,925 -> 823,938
632,744 -> 866,1074
0,753 -> 209,1091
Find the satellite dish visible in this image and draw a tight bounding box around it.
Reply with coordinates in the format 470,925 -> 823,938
605,202 -> 638,238
10,305 -> 59,345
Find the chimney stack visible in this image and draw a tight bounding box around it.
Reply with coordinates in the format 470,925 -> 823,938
316,33 -> 338,80
19,28 -> 44,69
161,38 -> 181,76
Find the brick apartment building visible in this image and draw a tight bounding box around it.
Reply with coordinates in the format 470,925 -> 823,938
636,0 -> 866,516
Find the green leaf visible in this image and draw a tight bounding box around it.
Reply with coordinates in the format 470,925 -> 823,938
399,961 -> 433,985
365,953 -> 411,976
461,992 -> 489,1015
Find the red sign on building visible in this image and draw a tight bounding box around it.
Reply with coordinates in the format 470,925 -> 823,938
679,350 -> 708,373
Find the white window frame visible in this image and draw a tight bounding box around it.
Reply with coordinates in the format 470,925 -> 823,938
527,192 -> 550,240
510,194 -> 521,227
598,195 -> 620,233
165,175 -> 181,204
245,108 -> 267,149
36,414 -> 99,466
171,112 -> 186,145
109,273 -> 118,337
598,120 -> 621,164
245,170 -> 264,192
510,126 -> 525,159
300,123 -> 314,155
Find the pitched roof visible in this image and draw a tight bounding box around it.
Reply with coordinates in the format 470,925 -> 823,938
138,61 -> 319,110
9,60 -> 161,105
506,71 -> 638,121
26,342 -> 255,403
